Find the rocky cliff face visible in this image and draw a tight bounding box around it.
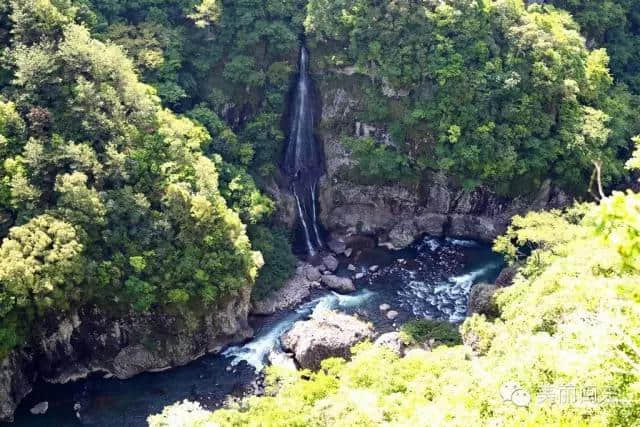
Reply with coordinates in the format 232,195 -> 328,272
0,288 -> 252,422
311,68 -> 569,248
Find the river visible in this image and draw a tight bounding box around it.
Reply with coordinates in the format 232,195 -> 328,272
6,236 -> 503,426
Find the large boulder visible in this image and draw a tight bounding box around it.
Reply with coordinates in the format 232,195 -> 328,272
30,401 -> 48,415
322,255 -> 339,272
388,220 -> 419,249
321,275 -> 356,293
449,215 -> 500,242
467,283 -> 501,317
327,239 -> 347,254
281,310 -> 374,370
304,265 -> 322,282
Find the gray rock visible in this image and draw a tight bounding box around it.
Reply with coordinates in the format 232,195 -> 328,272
467,283 -> 501,317
29,401 -> 48,415
281,310 -> 374,370
355,272 -> 365,280
323,255 -> 339,272
327,239 -> 347,254
253,266 -> 317,315
369,265 -> 379,272
1,287 -> 254,422
0,351 -> 32,422
495,265 -> 519,287
344,248 -> 353,257
321,275 -> 356,293
449,215 -> 500,242
389,220 -> 419,248
374,332 -> 406,356
304,265 -> 322,282
386,310 -> 399,320
379,304 -> 391,312
414,213 -> 448,237
347,264 -> 356,271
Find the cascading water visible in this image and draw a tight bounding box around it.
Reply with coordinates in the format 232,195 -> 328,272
284,45 -> 324,256
9,236 -> 502,426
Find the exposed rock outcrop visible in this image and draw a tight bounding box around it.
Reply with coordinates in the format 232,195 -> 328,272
0,288 -> 253,422
0,351 -> 34,422
252,264 -> 322,315
308,69 -> 570,248
467,283 -> 501,317
281,310 -> 374,370
321,275 -> 356,293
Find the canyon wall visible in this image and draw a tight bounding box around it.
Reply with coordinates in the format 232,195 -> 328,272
312,68 -> 569,248
0,289 -> 252,422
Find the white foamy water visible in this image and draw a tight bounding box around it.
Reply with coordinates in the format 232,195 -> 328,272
223,289 -> 376,371
418,237 -> 441,252
445,238 -> 480,248
397,263 -> 501,322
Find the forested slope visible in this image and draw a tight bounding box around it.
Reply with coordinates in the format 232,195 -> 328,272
151,145 -> 640,426
1,0 -> 640,424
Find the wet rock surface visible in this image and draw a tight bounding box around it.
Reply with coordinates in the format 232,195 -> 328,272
1,288 -> 254,423
281,310 -> 374,370
252,264 -> 322,315
321,275 -> 356,293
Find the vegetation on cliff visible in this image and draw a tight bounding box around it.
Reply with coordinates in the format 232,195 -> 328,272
307,0 -> 639,195
550,0 -> 640,93
2,0 -> 640,423
0,0 -> 298,357
150,142 -> 640,425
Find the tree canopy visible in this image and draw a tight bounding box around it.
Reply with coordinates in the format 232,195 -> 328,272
307,0 -> 639,194
0,0 -> 277,357
151,142 -> 640,426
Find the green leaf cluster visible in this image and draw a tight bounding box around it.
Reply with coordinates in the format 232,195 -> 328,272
153,187 -> 640,426
306,0 -> 639,195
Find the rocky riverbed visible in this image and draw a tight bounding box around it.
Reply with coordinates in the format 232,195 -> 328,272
5,235 -> 502,426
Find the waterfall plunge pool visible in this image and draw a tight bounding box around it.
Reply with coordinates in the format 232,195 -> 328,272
6,235 -> 503,427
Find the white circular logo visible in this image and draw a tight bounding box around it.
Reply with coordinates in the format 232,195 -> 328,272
500,381 -> 531,407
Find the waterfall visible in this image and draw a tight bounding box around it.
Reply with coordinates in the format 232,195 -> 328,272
293,188 -> 316,256
310,181 -> 323,248
284,45 -> 324,255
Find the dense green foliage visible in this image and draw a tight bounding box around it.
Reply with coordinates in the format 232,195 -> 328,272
0,0 -> 303,358
550,1 -> 640,93
400,318 -> 462,346
341,137 -> 413,185
82,0 -> 306,179
248,225 -> 296,301
308,0 -> 639,195
151,165 -> 640,426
